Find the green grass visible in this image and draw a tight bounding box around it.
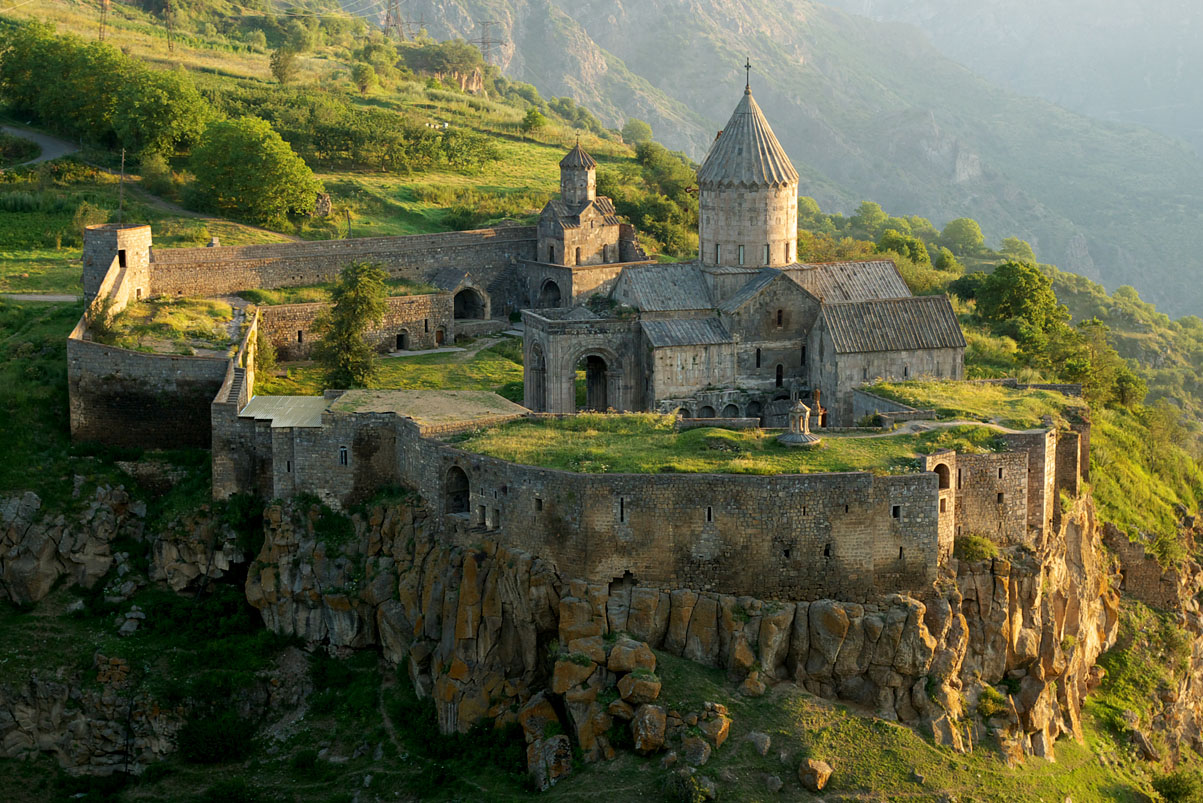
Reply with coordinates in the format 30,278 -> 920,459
867,379 -> 1088,430
106,297 -> 235,355
237,277 -> 439,307
257,338 -> 524,401
455,413 -> 1006,475
0,129 -> 39,168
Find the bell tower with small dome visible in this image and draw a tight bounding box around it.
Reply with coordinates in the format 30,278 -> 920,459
697,67 -> 799,269
560,141 -> 597,207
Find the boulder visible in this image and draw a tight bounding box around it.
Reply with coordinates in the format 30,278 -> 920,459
699,715 -> 731,748
517,693 -> 560,744
618,672 -> 661,705
527,735 -> 572,791
747,730 -> 771,756
551,658 -> 596,694
608,637 -> 656,673
631,704 -> 667,754
626,587 -> 671,645
684,594 -> 721,666
798,758 -> 832,792
682,735 -> 712,766
567,636 -> 606,665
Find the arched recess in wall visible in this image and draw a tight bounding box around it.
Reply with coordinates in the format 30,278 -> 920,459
674,407 -> 692,419
934,463 -> 951,490
454,287 -> 486,320
698,405 -> 716,418
775,365 -> 784,388
745,400 -> 763,425
575,353 -> 610,411
537,279 -> 563,308
445,466 -> 470,514
721,403 -> 740,418
396,330 -> 409,351
529,344 -> 547,412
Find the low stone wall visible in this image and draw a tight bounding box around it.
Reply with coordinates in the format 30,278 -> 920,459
149,226 -> 537,299
259,295 -> 454,361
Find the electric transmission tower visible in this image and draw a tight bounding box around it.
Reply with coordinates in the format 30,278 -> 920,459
99,0 -> 111,41
164,0 -> 175,53
384,0 -> 406,39
471,20 -> 501,64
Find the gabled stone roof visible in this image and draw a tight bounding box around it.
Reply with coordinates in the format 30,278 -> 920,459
696,89 -> 799,189
641,318 -> 732,348
611,263 -> 714,311
431,267 -> 471,292
821,296 -> 966,354
543,196 -> 622,229
784,260 -> 911,303
560,143 -> 597,169
717,268 -> 818,315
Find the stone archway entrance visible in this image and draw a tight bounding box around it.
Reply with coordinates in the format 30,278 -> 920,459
576,354 -> 609,411
454,288 -> 486,319
537,279 -> 563,308
721,403 -> 740,418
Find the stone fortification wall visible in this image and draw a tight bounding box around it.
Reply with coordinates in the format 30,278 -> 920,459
68,322 -> 229,449
147,227 -> 536,300
83,224 -> 152,303
258,294 -> 454,361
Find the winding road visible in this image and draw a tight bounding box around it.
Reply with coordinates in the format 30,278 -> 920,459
0,124 -> 78,169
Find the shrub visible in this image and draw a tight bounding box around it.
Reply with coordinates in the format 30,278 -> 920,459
976,685 -> 1008,718
178,712 -> 254,764
1153,769 -> 1203,803
953,534 -> 999,563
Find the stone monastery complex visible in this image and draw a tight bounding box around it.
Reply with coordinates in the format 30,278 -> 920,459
67,85 -> 1088,604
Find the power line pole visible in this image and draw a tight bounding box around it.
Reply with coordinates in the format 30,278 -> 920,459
117,148 -> 126,226
471,20 -> 500,65
164,0 -> 175,53
384,0 -> 405,39
99,0 -> 110,42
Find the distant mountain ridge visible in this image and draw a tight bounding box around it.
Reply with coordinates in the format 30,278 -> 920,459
389,0 -> 1203,317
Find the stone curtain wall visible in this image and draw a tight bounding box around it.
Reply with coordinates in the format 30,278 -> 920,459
83,225 -> 152,303
259,294 -> 454,361
68,335 -> 228,448
148,227 -> 537,300
953,452 -> 1031,546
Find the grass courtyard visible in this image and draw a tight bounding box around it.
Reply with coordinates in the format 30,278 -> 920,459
454,413 -> 1007,475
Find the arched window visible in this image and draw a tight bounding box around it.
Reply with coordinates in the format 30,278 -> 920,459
934,463 -> 951,490
548,245 -> 555,262
776,309 -> 783,328
445,466 -> 470,514
575,246 -> 581,265
775,365 -> 784,388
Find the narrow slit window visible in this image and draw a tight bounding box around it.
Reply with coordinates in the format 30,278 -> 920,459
338,446 -> 348,466
844,504 -> 849,514
117,250 -> 127,268
801,345 -> 807,365
738,245 -> 745,265
823,543 -> 831,558
998,467 -> 1004,479
775,365 -> 784,387
286,460 -> 292,473
424,319 -> 430,333
957,469 -> 963,489
892,505 -> 901,519
535,498 -> 543,512
763,243 -> 770,264
776,309 -> 784,328
898,546 -> 904,560
706,506 -> 713,523
297,330 -> 304,344
997,492 -> 1005,505
715,243 -> 721,263
619,497 -> 625,522
903,365 -> 909,378
755,348 -> 762,368
939,498 -> 946,513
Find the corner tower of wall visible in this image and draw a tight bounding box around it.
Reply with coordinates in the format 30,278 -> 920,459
83,224 -> 152,302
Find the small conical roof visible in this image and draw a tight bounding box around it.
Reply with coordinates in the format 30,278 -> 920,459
560,142 -> 597,169
697,89 -> 799,188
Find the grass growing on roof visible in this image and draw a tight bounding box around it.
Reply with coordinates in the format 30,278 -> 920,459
867,379 -> 1086,429
104,297 -> 234,355
455,413 -> 1006,475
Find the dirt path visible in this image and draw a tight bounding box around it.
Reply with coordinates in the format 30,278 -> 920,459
0,125 -> 77,169
0,293 -> 78,303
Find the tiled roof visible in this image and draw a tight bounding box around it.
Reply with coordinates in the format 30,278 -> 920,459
822,296 -> 966,354
785,260 -> 911,303
543,197 -> 621,228
718,268 -> 784,314
696,89 -> 799,188
641,318 -> 732,348
612,263 -> 714,311
560,143 -> 597,169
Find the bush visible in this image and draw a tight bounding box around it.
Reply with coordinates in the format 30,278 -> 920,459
178,712 -> 254,764
1153,769 -> 1203,803
976,685 -> 1008,718
953,534 -> 999,562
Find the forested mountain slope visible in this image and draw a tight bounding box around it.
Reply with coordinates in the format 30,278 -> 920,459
395,0 -> 1203,318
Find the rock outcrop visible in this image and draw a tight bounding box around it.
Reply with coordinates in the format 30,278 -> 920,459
245,495 -> 1118,765
0,487 -> 144,605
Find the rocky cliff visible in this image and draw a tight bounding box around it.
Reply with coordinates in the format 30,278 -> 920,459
244,494 -> 1118,764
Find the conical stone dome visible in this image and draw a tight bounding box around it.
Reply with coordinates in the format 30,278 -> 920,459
697,88 -> 800,269
697,88 -> 799,189
560,142 -> 597,170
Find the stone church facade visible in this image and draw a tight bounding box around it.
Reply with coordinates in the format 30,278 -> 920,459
524,87 -> 965,426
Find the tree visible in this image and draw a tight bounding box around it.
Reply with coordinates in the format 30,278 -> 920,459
876,229 -> 930,266
351,63 -> 377,95
1000,237 -> 1036,263
621,118 -> 653,145
934,246 -> 964,274
850,201 -> 889,239
949,271 -> 988,302
113,67 -> 210,156
189,117 -> 322,228
312,261 -> 389,388
941,217 -> 985,255
976,261 -> 1066,335
270,47 -> 299,84
520,107 -> 547,136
